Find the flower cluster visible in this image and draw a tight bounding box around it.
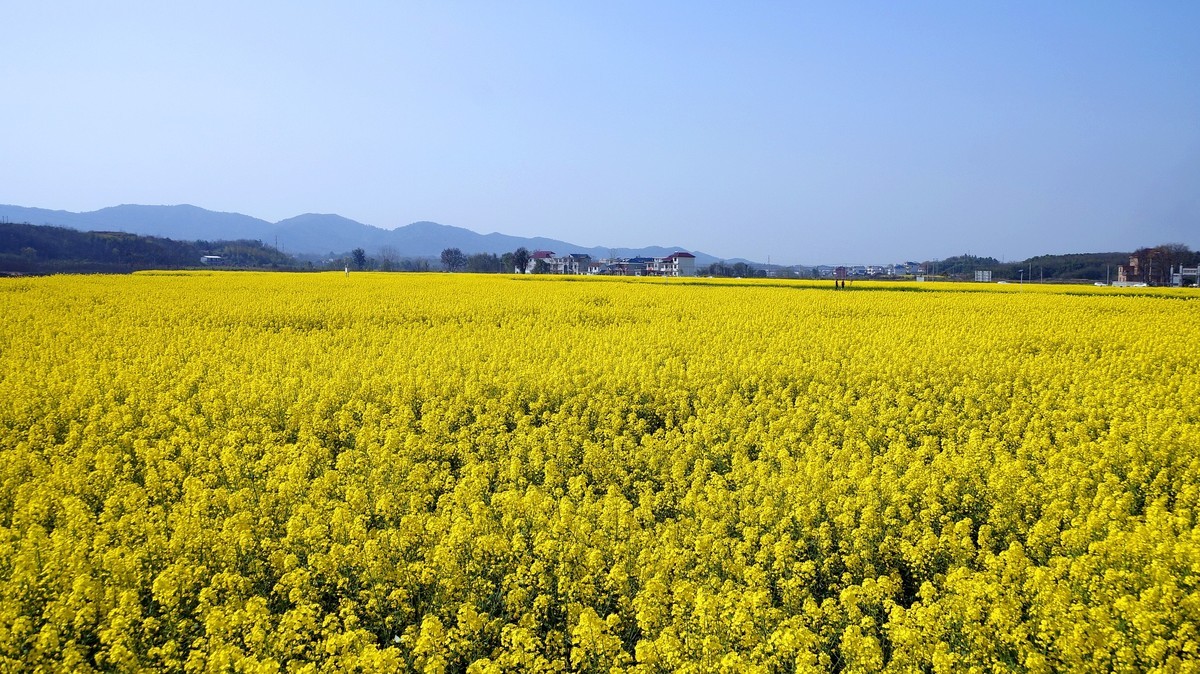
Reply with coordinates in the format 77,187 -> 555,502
1,272 -> 1197,672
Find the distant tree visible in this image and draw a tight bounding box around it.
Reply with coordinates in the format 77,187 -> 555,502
512,247 -> 530,274
466,252 -> 502,273
501,252 -> 516,273
702,260 -> 758,277
379,245 -> 399,272
533,259 -> 549,274
1132,243 -> 1197,285
440,247 -> 467,272
351,247 -> 367,270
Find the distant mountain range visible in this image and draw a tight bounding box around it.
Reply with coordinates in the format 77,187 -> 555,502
0,204 -> 721,265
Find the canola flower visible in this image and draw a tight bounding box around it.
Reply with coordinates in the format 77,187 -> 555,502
0,271 -> 1198,673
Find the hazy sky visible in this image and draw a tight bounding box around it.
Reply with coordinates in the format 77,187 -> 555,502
4,2 -> 1198,264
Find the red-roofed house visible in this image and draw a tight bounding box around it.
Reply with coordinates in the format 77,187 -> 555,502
526,250 -> 555,273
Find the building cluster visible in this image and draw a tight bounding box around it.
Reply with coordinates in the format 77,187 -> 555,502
526,250 -> 697,277
1116,255 -> 1145,286
1117,255 -> 1200,287
812,262 -> 923,278
1173,265 -> 1200,286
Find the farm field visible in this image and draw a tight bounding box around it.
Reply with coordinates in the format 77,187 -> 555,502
1,272 -> 1198,672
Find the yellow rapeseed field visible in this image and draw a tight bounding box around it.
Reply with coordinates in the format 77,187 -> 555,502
1,272 -> 1198,672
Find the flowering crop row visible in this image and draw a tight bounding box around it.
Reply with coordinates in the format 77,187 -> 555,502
1,272 -> 1198,672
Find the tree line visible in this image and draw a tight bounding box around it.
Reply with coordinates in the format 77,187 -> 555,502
15,217 -> 1189,285
438,247 -> 547,274
930,244 -> 1198,283
333,247 -> 536,274
0,222 -> 296,274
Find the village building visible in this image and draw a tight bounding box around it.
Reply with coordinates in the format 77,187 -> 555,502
1116,255 -> 1141,284
528,250 -> 698,277
525,250 -> 555,273
1171,264 -> 1199,287
644,251 -> 697,277
542,253 -> 592,275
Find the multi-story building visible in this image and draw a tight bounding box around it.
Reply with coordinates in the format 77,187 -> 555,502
643,252 -> 697,277
584,252 -> 698,277
544,253 -> 592,274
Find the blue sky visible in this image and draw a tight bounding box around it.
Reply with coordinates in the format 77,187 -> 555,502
3,1 -> 1197,264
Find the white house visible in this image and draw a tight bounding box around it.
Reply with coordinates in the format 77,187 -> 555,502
526,250 -> 555,273
543,253 -> 592,274
645,252 -> 697,277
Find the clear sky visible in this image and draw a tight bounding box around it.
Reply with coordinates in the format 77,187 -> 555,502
4,1 -> 1198,264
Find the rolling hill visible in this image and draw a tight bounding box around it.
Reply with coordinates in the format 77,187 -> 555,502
0,204 -> 718,265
